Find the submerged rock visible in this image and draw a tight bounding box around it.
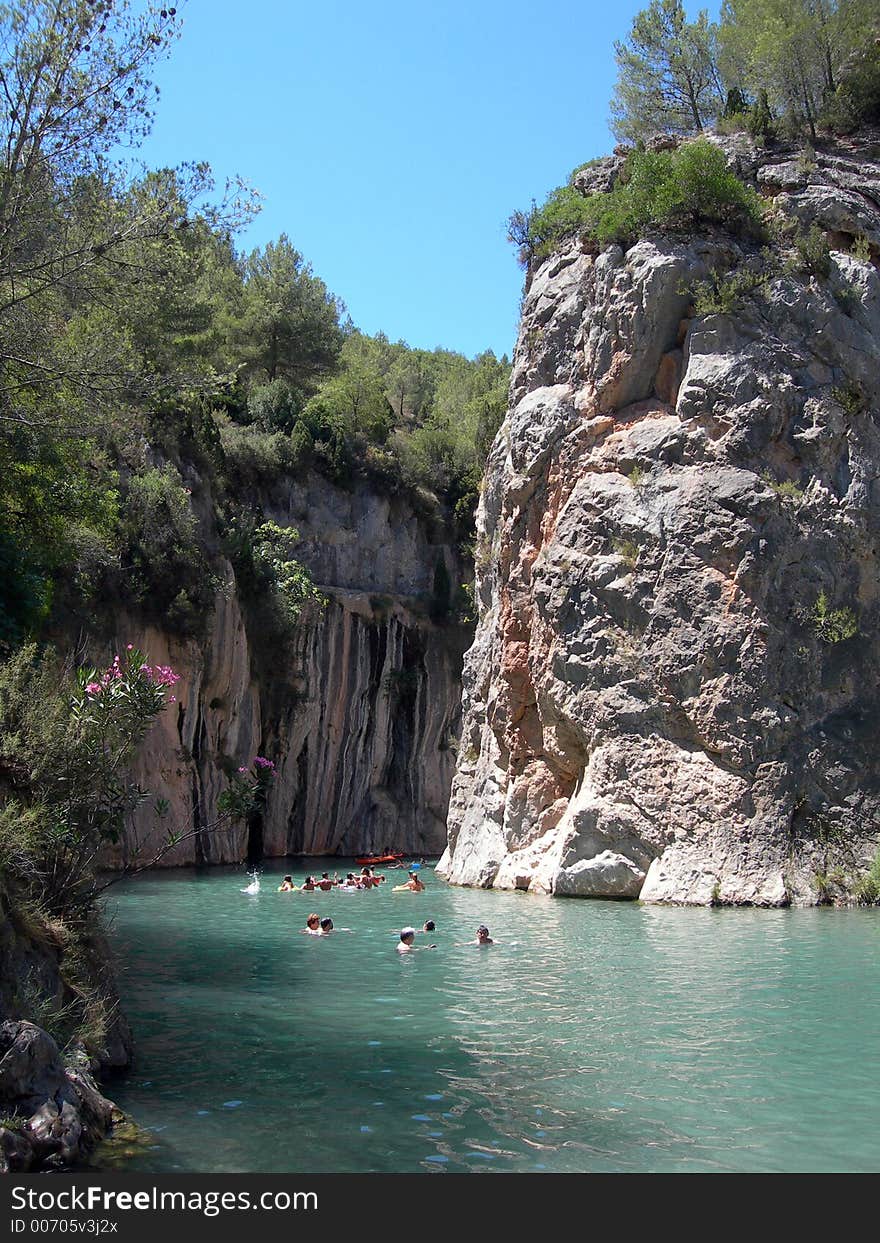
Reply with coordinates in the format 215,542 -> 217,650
439,130 -> 880,906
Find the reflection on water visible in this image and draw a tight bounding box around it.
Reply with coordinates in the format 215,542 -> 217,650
96,862 -> 880,1173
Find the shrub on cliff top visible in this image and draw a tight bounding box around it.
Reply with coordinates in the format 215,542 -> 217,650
511,139 -> 765,264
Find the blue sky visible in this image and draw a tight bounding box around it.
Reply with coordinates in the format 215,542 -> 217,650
135,0 -> 713,359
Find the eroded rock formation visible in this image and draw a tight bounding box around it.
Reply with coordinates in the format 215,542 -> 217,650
439,131 -> 880,905
111,476 -> 468,866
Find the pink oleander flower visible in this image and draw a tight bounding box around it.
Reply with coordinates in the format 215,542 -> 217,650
253,756 -> 275,771
127,643 -> 134,651
169,696 -> 177,704
153,665 -> 180,687
237,766 -> 249,774
85,681 -> 102,696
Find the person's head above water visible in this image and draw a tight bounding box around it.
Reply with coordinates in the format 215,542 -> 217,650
423,920 -> 435,932
400,927 -> 415,943
320,917 -> 333,931
476,925 -> 492,943
306,913 -> 320,928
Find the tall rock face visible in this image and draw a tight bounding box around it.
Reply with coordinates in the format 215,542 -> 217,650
439,131 -> 880,906
108,475 -> 468,867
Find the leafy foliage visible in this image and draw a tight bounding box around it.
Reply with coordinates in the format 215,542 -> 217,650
609,1 -> 878,145
0,644 -> 178,912
853,847 -> 880,904
516,139 -> 764,263
611,0 -> 725,142
116,465 -> 215,637
810,590 -> 858,644
690,260 -> 774,315
718,0 -> 878,140
251,522 -> 325,624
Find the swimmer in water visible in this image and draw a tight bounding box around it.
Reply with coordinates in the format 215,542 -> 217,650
317,872 -> 334,891
301,876 -> 317,892
320,917 -> 354,934
405,871 -> 425,891
420,920 -> 436,933
278,875 -> 296,892
457,925 -> 496,946
397,926 -> 437,954
301,913 -> 323,936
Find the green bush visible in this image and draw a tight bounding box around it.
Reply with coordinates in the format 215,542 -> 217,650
0,532 -> 50,649
714,111 -> 750,135
691,264 -> 771,316
832,384 -> 865,417
853,848 -> 880,905
118,465 -> 215,638
516,139 -> 765,263
246,378 -> 309,433
852,235 -> 872,263
762,473 -> 805,502
794,225 -> 832,279
612,536 -> 639,569
252,522 -> 325,624
117,467 -> 216,641
216,415 -> 305,485
810,590 -> 858,645
820,45 -> 880,134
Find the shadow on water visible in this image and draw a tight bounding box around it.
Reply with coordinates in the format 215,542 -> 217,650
94,860 -> 880,1173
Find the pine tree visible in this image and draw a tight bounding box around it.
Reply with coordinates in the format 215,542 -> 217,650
610,0 -> 725,142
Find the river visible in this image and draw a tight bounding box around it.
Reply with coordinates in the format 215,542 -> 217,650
96,860 -> 880,1173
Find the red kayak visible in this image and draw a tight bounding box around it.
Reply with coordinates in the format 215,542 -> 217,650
355,852 -> 404,866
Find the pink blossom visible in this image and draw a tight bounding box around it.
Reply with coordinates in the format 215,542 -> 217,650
253,756 -> 275,771
153,665 -> 180,687
85,682 -> 102,696
126,644 -> 134,651
237,766 -> 248,774
169,696 -> 177,704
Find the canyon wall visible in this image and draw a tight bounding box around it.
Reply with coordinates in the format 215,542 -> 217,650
108,475 -> 468,866
439,131 -> 880,905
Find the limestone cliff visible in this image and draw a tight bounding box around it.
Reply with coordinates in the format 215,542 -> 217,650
108,475 -> 468,867
439,130 -> 880,905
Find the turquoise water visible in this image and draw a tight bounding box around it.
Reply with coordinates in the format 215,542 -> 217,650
99,860 -> 880,1173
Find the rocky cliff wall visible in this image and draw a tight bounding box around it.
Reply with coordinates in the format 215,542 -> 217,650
107,475 -> 468,867
439,130 -> 880,905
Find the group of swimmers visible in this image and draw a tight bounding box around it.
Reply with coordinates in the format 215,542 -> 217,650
296,912 -> 496,952
396,923 -> 495,954
269,864 -> 494,952
278,868 -> 426,893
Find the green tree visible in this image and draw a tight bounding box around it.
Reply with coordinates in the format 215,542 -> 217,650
0,1 -> 184,427
610,0 -> 725,141
384,346 -> 433,421
719,0 -> 876,139
301,331 -> 393,443
237,234 -> 345,407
